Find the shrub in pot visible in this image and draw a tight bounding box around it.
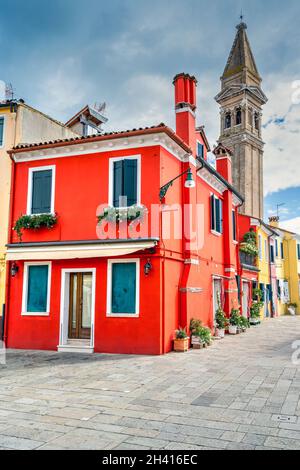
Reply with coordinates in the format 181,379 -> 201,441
190,318 -> 202,345
191,325 -> 212,348
249,301 -> 263,325
214,293 -> 228,338
239,316 -> 250,332
287,302 -> 297,315
229,308 -> 241,334
174,327 -> 189,352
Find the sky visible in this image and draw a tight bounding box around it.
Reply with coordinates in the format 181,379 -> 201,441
1,0 -> 300,231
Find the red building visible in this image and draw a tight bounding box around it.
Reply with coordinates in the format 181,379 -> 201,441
5,74 -> 246,354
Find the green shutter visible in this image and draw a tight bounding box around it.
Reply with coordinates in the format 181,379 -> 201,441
215,198 -> 222,233
113,161 -> 123,207
210,195 -> 215,230
31,170 -> 52,214
27,265 -> 49,312
123,159 -> 137,206
111,263 -> 136,314
219,199 -> 223,233
0,118 -> 4,146
232,210 -> 236,240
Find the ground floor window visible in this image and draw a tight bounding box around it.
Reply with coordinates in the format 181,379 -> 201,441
107,259 -> 140,317
22,262 -> 51,315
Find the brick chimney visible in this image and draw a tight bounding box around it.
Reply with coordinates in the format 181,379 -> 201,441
173,73 -> 197,150
213,143 -> 233,184
269,216 -> 279,228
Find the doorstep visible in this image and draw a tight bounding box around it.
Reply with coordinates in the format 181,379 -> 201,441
57,339 -> 94,354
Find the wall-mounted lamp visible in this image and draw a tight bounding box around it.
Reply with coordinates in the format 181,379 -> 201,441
159,167 -> 195,201
11,262 -> 19,277
144,259 -> 152,276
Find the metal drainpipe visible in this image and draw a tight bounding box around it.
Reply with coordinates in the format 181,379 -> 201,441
268,234 -> 275,318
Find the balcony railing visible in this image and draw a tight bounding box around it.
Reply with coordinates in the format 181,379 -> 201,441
240,251 -> 257,267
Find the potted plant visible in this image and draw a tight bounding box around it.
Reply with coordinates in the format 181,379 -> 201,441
214,293 -> 228,338
250,288 -> 263,325
239,316 -> 250,332
287,303 -> 297,316
229,308 -> 240,335
174,327 -> 189,352
191,324 -> 212,349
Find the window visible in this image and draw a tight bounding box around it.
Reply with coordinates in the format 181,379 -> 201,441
270,245 -> 275,263
275,239 -> 278,257
197,141 -> 204,158
235,108 -> 242,125
265,239 -> 268,261
254,112 -> 260,130
225,112 -> 231,129
27,166 -> 55,215
0,116 -> 4,147
110,157 -> 139,207
107,260 -> 139,316
22,263 -> 51,315
232,210 -> 237,241
281,242 -> 284,259
297,244 -> 300,260
210,195 -> 223,234
258,235 -> 262,260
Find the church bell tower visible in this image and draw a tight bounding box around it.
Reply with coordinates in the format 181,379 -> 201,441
215,20 -> 267,218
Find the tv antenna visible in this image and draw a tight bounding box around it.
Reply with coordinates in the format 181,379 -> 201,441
5,83 -> 14,100
276,202 -> 285,218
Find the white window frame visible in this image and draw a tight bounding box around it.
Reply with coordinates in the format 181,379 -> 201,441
106,258 -> 140,318
258,235 -> 262,260
108,155 -> 141,208
210,193 -> 223,236
27,165 -> 56,215
0,114 -> 6,149
21,261 -> 52,316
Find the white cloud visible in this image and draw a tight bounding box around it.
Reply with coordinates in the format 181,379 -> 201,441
280,217 -> 300,235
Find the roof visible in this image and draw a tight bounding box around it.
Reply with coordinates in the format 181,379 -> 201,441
249,216 -> 279,237
196,125 -> 211,152
197,155 -> 244,203
65,104 -> 108,128
9,123 -> 192,155
222,22 -> 260,80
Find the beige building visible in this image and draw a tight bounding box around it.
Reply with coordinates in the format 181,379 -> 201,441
0,99 -> 75,321
215,21 -> 268,218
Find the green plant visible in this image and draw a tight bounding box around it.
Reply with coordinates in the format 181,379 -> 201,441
239,230 -> 258,256
288,302 -> 297,308
190,318 -> 202,335
175,327 -> 188,340
243,230 -> 256,244
252,288 -> 263,302
14,213 -> 58,241
229,308 -> 241,326
97,205 -> 146,224
239,316 -> 250,329
250,301 -> 263,319
196,326 -> 212,345
215,292 -> 228,329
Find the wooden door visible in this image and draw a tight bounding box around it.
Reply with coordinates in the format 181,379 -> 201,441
68,273 -> 92,339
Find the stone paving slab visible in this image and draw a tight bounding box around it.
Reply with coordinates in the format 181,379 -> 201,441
0,316 -> 299,450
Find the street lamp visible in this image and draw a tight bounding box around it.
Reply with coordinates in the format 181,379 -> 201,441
159,167 -> 195,201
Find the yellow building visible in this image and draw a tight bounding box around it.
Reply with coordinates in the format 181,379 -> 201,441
269,217 -> 300,315
0,99 -> 75,322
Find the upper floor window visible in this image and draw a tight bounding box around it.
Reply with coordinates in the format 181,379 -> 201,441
210,194 -> 223,234
254,112 -> 260,130
0,116 -> 4,147
27,166 -> 55,215
232,210 -> 237,241
258,235 -> 262,260
235,108 -> 242,125
270,245 -> 275,263
275,239 -> 279,257
281,242 -> 284,259
225,112 -> 231,129
297,244 -> 300,260
110,157 -> 139,208
197,141 -> 204,158
264,239 -> 268,261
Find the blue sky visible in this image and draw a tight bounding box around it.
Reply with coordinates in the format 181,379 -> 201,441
1,0 -> 300,230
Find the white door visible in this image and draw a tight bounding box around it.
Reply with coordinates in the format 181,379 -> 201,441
242,282 -> 249,318
213,278 -> 222,320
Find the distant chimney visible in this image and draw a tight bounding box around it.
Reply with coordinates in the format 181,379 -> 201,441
269,216 -> 279,228
213,143 -> 233,184
173,73 -> 197,150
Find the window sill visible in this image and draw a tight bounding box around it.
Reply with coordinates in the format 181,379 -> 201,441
211,230 -> 222,237
21,312 -> 50,317
106,312 -> 139,318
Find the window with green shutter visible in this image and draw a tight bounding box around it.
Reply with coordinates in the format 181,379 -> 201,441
26,265 -> 49,313
210,194 -> 223,234
31,169 -> 53,214
112,159 -> 137,207
0,117 -> 4,146
111,262 -> 137,314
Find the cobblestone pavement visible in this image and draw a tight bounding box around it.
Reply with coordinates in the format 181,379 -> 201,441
0,316 -> 300,450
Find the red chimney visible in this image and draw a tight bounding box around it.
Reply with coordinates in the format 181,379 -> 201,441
213,143 -> 233,184
173,73 -> 197,151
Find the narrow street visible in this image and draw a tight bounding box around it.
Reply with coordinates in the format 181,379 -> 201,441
0,316 -> 299,450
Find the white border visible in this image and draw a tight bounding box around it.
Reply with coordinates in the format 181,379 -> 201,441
108,155 -> 141,207
27,165 -> 56,215
106,258 -> 140,317
21,261 -> 52,316
0,114 -> 6,149
59,268 -> 96,348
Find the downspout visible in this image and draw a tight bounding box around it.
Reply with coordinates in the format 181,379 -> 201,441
235,200 -> 244,305
3,153 -> 16,345
268,234 -> 275,318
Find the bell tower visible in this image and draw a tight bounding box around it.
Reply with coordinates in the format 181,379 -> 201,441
215,20 -> 267,218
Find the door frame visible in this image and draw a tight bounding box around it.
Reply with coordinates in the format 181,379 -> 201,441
242,281 -> 250,318
59,268 -> 96,348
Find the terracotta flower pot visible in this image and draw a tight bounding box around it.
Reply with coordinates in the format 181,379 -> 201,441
174,337 -> 189,352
